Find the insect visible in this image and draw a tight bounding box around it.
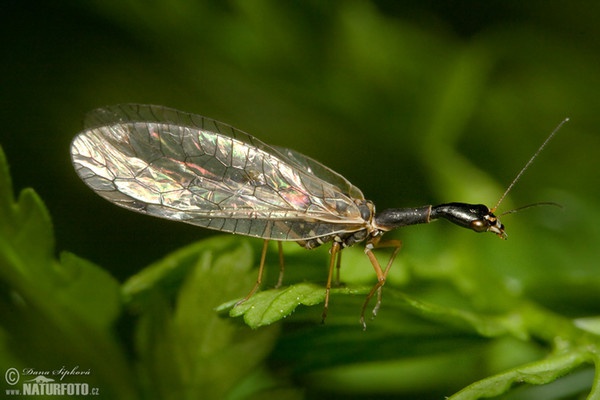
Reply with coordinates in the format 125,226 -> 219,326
71,104 -> 566,328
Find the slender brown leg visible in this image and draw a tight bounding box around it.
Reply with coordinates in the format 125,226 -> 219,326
322,241 -> 341,323
335,249 -> 343,286
360,238 -> 402,330
236,239 -> 270,306
275,241 -> 285,288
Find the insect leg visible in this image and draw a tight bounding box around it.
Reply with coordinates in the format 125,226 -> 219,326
322,241 -> 342,323
360,239 -> 402,329
335,249 -> 343,286
275,241 -> 285,288
236,239 -> 270,306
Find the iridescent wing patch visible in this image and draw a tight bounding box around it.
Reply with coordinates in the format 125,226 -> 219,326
71,104 -> 368,241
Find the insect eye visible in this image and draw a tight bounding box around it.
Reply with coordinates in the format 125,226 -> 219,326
469,219 -> 489,233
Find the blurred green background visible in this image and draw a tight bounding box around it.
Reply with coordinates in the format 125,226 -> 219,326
1,1 -> 599,398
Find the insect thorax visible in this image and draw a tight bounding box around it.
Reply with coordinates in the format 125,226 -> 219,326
296,199 -> 379,250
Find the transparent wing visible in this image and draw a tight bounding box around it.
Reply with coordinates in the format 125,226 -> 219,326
71,104 -> 368,241
271,145 -> 365,200
83,104 -> 365,199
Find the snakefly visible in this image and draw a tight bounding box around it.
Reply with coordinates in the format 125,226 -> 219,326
70,104 -> 566,328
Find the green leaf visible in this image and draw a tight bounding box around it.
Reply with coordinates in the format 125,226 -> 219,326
384,289 -> 530,339
449,350 -> 594,400
130,236 -> 283,399
57,252 -> 121,330
0,151 -> 54,280
0,145 -> 136,398
226,283 -> 326,328
123,235 -> 257,305
217,280 -> 373,329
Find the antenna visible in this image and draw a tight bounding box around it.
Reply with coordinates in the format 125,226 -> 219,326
499,201 -> 563,217
492,118 -> 569,211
